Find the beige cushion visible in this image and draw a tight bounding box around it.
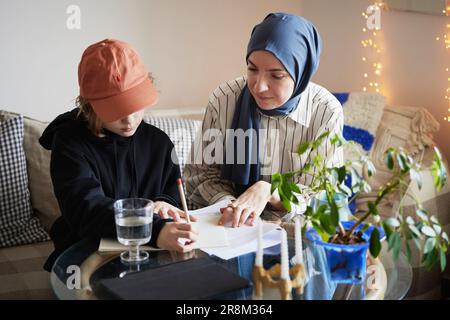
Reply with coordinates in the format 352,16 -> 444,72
0,110 -> 60,232
0,241 -> 55,299
356,105 -> 440,217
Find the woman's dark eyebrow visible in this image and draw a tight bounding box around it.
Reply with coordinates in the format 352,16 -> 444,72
247,59 -> 285,72
247,59 -> 257,67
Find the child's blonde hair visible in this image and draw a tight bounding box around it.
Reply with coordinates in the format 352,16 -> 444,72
76,96 -> 104,137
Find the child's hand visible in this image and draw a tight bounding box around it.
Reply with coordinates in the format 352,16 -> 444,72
153,201 -> 197,222
156,222 -> 198,252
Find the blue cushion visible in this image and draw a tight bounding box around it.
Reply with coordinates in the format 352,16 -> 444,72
332,92 -> 385,213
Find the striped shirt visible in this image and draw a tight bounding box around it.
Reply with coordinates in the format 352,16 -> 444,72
184,76 -> 344,216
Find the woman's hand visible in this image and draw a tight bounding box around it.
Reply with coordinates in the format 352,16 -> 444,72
156,222 -> 198,253
153,201 -> 197,222
218,181 -> 277,227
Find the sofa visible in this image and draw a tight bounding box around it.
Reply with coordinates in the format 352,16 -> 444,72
0,96 -> 449,300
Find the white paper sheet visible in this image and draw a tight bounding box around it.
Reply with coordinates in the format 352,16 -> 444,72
202,226 -> 283,260
190,200 -> 282,259
189,213 -> 229,249
190,199 -> 283,260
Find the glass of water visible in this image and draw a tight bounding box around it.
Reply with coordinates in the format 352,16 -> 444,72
114,198 -> 154,263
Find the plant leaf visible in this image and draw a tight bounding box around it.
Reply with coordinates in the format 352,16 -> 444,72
421,226 -> 436,237
382,221 -> 393,239
405,241 -> 412,263
370,227 -> 381,258
392,232 -> 401,261
329,200 -> 339,227
408,224 -> 421,238
431,147 -> 447,193
271,173 -> 282,194
277,184 -> 292,212
423,248 -> 439,271
396,153 -> 409,173
440,248 -> 447,272
385,217 -> 400,228
366,159 -> 376,177
384,148 -> 395,170
405,216 -> 415,225
388,231 -> 400,250
339,183 -> 353,197
424,237 -> 436,254
291,183 -> 301,194
412,236 -> 421,250
330,134 -> 342,147
410,168 -> 423,190
298,142 -> 310,155
430,216 -> 439,224
312,221 -> 329,242
319,214 -> 336,235
432,224 -> 442,236
416,208 -> 428,221
337,166 -> 346,184
368,201 -> 379,216
305,206 -> 313,217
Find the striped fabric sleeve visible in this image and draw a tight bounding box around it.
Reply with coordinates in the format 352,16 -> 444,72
184,100 -> 236,208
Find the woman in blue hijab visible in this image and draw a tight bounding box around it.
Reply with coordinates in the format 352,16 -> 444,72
185,13 -> 344,227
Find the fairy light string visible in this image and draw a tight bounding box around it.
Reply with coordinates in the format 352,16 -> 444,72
440,21 -> 450,122
361,1 -> 386,94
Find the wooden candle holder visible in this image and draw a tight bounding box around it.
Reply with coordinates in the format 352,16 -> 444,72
252,263 -> 305,300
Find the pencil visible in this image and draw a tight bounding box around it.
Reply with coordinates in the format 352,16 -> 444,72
177,178 -> 191,224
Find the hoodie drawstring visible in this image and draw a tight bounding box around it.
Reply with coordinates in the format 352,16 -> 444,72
129,138 -> 138,198
112,135 -> 138,199
113,138 -> 120,199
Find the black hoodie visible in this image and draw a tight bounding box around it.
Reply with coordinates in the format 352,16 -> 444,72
39,109 -> 180,271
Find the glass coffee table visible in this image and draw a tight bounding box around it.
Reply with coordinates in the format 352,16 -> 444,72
50,238 -> 412,300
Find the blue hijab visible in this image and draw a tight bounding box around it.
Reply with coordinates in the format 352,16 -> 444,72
220,13 -> 322,194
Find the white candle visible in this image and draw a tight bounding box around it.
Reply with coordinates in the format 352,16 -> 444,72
295,217 -> 303,265
255,218 -> 263,266
280,229 -> 289,280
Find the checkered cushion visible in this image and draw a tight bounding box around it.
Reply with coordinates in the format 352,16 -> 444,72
0,241 -> 55,299
0,115 -> 49,248
144,116 -> 201,177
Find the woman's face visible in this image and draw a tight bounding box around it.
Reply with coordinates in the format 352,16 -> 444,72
102,109 -> 145,137
247,50 -> 295,110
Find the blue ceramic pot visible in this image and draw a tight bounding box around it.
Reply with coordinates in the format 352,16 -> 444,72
306,221 -> 385,284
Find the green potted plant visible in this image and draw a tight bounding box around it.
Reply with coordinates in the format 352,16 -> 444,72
272,131 -> 449,283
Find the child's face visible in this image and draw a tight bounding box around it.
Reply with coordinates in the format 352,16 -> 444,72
103,109 -> 145,137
